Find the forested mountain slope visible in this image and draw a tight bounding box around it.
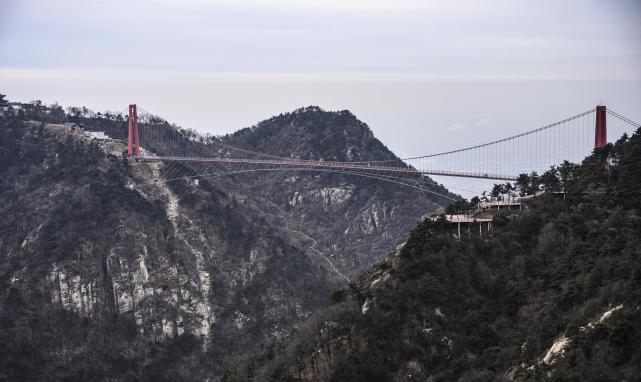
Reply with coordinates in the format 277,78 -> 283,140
243,128 -> 641,381
0,119 -> 338,380
0,99 -> 454,380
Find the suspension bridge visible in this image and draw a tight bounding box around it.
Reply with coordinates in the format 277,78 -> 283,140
122,104 -> 639,190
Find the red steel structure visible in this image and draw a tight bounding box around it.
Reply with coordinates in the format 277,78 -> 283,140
594,105 -> 607,149
128,104 -> 140,160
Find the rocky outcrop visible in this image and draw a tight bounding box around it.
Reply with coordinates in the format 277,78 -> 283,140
46,265 -> 98,316
288,185 -> 354,208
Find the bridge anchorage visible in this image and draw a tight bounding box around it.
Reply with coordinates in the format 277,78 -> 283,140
123,104 -> 638,186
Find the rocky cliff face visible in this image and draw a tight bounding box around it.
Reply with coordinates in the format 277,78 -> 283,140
0,120 -> 334,379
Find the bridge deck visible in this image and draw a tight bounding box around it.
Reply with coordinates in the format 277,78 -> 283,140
141,156 -> 517,181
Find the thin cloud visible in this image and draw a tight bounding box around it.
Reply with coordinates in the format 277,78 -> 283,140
446,122 -> 465,132
474,117 -> 495,127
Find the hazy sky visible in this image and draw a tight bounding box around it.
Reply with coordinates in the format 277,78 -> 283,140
1,0 -> 640,195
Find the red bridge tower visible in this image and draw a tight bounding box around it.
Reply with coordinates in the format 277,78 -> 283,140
128,104 -> 140,160
594,105 -> 607,149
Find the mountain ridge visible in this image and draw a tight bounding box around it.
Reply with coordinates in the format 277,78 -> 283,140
222,105 -> 399,163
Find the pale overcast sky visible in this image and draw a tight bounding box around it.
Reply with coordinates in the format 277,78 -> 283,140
1,0 -> 640,195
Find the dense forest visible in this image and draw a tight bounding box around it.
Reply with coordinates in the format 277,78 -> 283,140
227,127 -> 641,381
